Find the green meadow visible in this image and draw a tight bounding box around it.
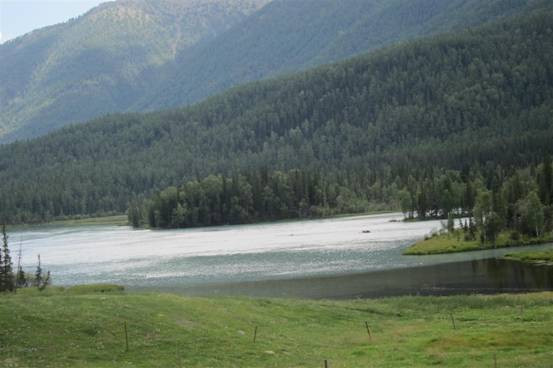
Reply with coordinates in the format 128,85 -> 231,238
1,286 -> 552,367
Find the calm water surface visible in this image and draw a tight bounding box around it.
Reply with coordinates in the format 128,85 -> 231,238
12,213 -> 553,297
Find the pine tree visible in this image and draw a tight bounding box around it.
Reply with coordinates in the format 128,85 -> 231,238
541,155 -> 553,205
0,228 -> 3,292
1,225 -> 14,292
16,267 -> 27,289
34,254 -> 43,289
38,271 -> 51,291
15,242 -> 27,289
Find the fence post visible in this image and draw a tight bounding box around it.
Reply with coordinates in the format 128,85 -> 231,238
365,321 -> 372,340
450,313 -> 456,330
253,326 -> 258,343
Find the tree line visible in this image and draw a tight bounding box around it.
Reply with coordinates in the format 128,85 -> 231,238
129,169 -> 383,228
132,156 -> 553,237
405,156 -> 553,245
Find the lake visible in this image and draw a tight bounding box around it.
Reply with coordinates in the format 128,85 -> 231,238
11,213 -> 553,298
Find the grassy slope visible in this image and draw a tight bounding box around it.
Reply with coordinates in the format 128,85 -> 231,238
1,287 -> 553,367
404,231 -> 553,255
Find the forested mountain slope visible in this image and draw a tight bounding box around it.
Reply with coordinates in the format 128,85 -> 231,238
0,0 -> 269,142
138,0 -> 553,111
1,10 -> 553,223
1,0 -> 550,142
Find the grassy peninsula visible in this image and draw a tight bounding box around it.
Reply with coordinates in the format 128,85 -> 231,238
505,248 -> 553,265
404,230 -> 553,255
1,286 -> 553,367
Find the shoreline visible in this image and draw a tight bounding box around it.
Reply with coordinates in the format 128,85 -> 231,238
8,210 -> 400,231
404,231 -> 553,256
9,214 -> 129,230
124,257 -> 553,300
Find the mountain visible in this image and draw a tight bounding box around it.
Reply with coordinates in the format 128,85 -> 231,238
0,0 -> 269,142
1,0 -> 550,143
137,0 -> 552,111
1,8 -> 552,223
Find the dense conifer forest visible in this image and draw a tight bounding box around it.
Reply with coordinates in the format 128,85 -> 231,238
134,157 -> 553,239
1,10 -> 553,225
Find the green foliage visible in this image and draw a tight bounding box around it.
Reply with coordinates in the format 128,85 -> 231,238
473,189 -> 503,245
398,189 -> 414,219
138,169 -> 373,228
2,11 -> 553,224
516,191 -> 545,237
408,157 -> 553,254
538,155 -> 553,205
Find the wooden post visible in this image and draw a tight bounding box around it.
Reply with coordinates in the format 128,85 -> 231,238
365,321 -> 372,340
450,313 -> 456,330
253,326 -> 258,343
324,359 -> 328,368
124,321 -> 129,352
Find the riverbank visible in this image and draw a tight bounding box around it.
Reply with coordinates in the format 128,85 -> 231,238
404,230 -> 553,255
10,215 -> 129,230
505,247 -> 553,266
135,208 -> 396,230
1,286 -> 552,367
11,210 -> 398,232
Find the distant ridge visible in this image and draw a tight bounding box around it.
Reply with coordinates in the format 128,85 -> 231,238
0,0 -> 269,141
1,0 -> 550,142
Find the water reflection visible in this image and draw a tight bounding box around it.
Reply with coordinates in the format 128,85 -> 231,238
159,258 -> 553,299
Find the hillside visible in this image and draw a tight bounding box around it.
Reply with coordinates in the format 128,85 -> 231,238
1,287 -> 552,367
1,0 -> 551,142
1,10 -> 553,224
138,0 -> 553,111
0,0 -> 269,142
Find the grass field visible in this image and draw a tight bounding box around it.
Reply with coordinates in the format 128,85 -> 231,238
404,230 -> 553,255
1,286 -> 552,367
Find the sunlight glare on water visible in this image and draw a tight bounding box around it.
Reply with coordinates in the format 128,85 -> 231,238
12,213 -> 534,288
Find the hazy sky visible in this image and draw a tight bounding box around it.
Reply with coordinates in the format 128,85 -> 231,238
0,0 -> 107,43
